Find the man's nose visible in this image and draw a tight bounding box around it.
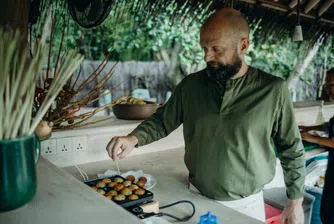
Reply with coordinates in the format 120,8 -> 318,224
204,51 -> 214,63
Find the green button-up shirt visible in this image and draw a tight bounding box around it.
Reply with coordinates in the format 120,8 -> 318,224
130,66 -> 305,201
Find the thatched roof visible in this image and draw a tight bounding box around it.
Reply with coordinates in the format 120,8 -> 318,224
236,0 -> 333,43
124,0 -> 334,44
35,0 -> 333,45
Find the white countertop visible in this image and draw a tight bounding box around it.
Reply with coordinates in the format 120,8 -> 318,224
0,149 -> 262,224
0,157 -> 143,224
63,147 -> 263,224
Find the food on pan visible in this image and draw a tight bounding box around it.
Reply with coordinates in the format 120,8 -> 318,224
108,190 -> 118,197
121,188 -> 132,196
108,181 -> 117,188
114,184 -> 124,191
129,184 -> 139,191
126,175 -> 135,183
114,177 -> 124,184
97,189 -> 106,195
91,186 -> 98,191
123,180 -> 132,187
102,178 -> 112,184
104,194 -> 112,199
138,176 -> 147,183
134,189 -> 145,196
136,181 -> 145,188
96,181 -> 106,188
114,194 -> 126,201
129,195 -> 139,201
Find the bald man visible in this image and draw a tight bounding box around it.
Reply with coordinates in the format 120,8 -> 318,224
107,8 -> 305,223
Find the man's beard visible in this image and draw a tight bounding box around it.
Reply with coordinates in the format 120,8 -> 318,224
206,54 -> 242,82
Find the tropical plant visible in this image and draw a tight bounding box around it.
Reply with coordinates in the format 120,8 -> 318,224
45,1 -> 333,95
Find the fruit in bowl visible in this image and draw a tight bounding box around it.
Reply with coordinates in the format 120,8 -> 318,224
116,96 -> 147,105
112,96 -> 161,120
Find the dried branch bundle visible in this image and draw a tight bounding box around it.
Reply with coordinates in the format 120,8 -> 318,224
33,13 -> 121,131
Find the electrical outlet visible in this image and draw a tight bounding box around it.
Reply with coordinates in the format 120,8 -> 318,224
56,138 -> 73,154
41,139 -> 57,155
72,136 -> 87,151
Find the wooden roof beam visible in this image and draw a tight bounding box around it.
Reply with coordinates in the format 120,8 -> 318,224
305,0 -> 320,13
318,0 -> 334,16
289,0 -> 303,8
239,0 -> 334,24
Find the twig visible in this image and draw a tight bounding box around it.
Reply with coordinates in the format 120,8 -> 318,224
71,62 -> 118,105
53,102 -> 116,126
80,70 -> 114,104
59,117 -> 114,130
72,64 -> 82,89
53,15 -> 66,78
76,51 -> 113,92
85,82 -> 122,106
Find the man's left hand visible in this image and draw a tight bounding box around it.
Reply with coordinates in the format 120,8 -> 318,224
280,199 -> 304,224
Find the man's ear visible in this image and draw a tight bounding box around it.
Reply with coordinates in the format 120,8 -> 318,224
239,38 -> 250,55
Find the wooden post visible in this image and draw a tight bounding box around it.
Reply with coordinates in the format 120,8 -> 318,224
0,0 -> 29,44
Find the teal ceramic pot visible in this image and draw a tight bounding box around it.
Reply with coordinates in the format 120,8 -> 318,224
0,133 -> 40,212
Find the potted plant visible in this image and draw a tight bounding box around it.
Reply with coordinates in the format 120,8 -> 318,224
0,28 -> 83,212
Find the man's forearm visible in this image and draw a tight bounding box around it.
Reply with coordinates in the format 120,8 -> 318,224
128,135 -> 138,146
299,122 -> 328,132
287,198 -> 303,206
279,148 -> 306,200
312,136 -> 334,148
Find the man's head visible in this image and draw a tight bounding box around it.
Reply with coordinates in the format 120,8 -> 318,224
200,8 -> 250,82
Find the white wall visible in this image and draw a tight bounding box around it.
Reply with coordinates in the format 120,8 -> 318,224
41,118 -> 184,167
42,103 -> 334,167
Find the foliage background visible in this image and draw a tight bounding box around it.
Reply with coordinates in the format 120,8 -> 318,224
39,2 -> 334,100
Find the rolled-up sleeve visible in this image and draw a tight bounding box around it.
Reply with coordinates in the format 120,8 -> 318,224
273,82 -> 306,200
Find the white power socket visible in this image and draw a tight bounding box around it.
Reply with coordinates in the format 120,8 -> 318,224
57,138 -> 73,154
41,139 -> 57,155
72,136 -> 87,151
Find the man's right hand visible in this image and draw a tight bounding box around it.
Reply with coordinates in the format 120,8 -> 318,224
106,135 -> 138,160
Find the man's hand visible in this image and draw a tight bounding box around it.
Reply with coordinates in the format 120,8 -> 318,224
106,135 -> 138,160
298,125 -> 311,133
280,199 -> 304,224
300,132 -> 319,144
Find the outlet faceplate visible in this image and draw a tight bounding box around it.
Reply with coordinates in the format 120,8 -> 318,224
72,136 -> 87,151
56,138 -> 73,154
41,139 -> 57,155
